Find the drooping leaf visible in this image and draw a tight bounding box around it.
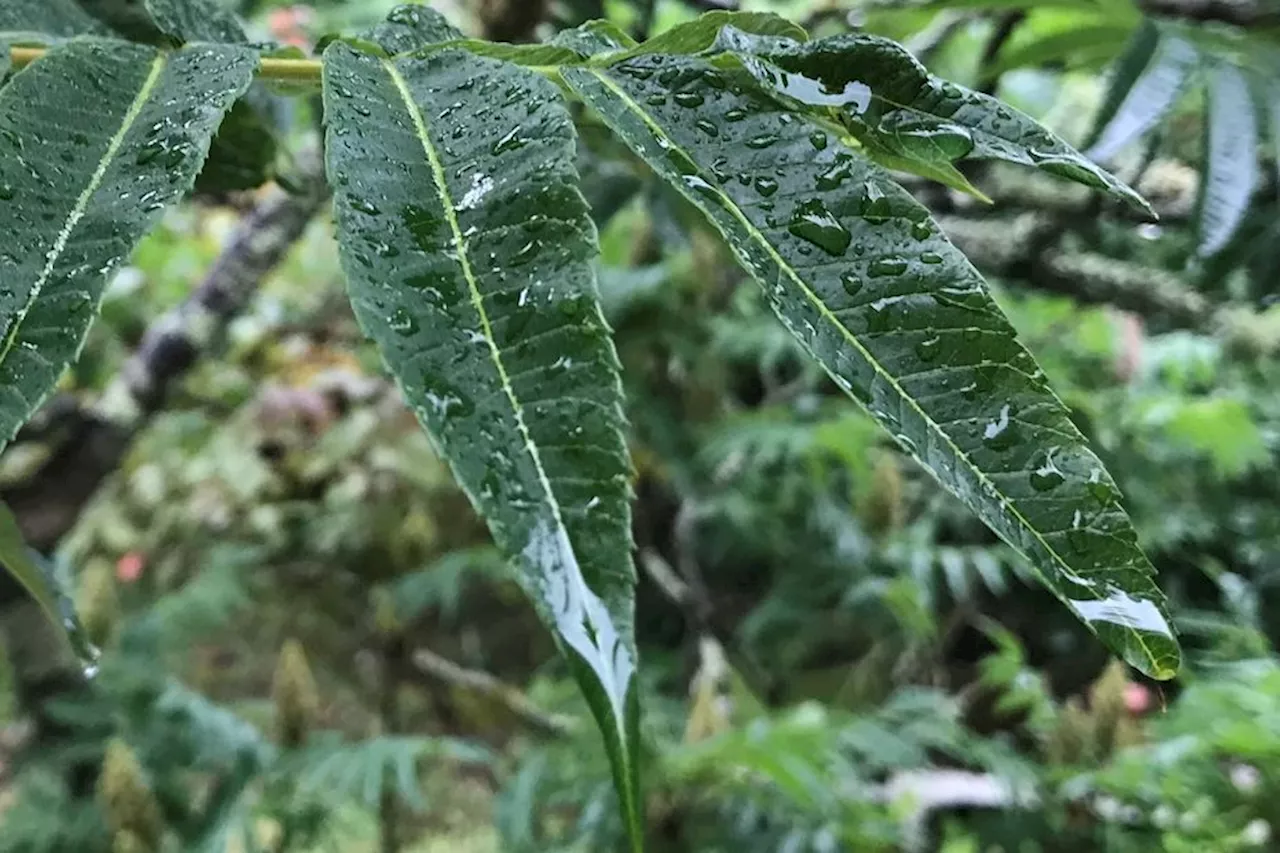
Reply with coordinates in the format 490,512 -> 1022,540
0,501 -> 96,667
1086,25 -> 1198,162
143,0 -> 246,44
322,42 -> 643,848
363,2 -> 463,54
561,46 -> 1180,679
1196,63 -> 1259,257
703,27 -> 1152,215
0,40 -> 257,448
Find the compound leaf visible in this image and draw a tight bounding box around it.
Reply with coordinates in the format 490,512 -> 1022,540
322,42 -> 642,849
562,46 -> 1180,680
0,40 -> 257,448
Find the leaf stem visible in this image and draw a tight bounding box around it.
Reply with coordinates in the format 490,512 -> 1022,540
9,47 -> 560,88
10,46 -> 325,85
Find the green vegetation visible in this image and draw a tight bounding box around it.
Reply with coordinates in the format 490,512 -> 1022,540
0,0 -> 1277,850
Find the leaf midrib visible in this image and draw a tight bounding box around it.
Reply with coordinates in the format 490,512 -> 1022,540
378,58 -> 633,704
0,50 -> 167,369
583,67 -> 1166,675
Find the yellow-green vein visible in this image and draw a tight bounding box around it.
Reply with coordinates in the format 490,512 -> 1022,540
0,52 -> 167,367
583,67 -> 1167,676
378,57 -> 639,715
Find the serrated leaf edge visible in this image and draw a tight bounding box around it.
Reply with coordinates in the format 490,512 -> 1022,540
0,50 -> 166,372
577,66 -> 1171,677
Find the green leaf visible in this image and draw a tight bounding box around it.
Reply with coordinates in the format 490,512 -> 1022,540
1197,63 -> 1259,258
143,0 -> 246,44
322,43 -> 643,848
562,48 -> 1180,679
0,501 -> 96,667
614,11 -> 808,58
1086,25 -> 1198,162
0,0 -> 106,37
709,28 -> 1153,216
0,40 -> 257,448
363,2 -> 463,54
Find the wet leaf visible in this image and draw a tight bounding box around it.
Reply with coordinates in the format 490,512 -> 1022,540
0,40 -> 256,449
1086,23 -> 1198,162
1197,63 -> 1259,258
562,43 -> 1180,680
705,27 -> 1153,216
322,43 -> 642,848
143,0 -> 246,44
1,0 -> 106,38
0,501 -> 98,669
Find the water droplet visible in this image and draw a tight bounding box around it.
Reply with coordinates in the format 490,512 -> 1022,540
352,198 -> 380,216
695,118 -> 718,137
787,199 -> 851,256
674,91 -> 704,108
861,182 -> 892,224
745,133 -> 779,150
982,403 -> 1018,450
911,221 -> 933,241
915,334 -> 941,362
809,131 -> 828,150
754,176 -> 778,197
389,307 -> 418,336
1030,449 -> 1066,492
840,272 -> 863,296
868,256 -> 908,277
921,251 -> 943,265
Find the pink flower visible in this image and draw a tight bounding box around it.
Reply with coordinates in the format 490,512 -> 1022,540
1124,682 -> 1151,715
116,552 -> 145,584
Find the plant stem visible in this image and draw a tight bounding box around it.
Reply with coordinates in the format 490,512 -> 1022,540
8,46 -> 561,88
10,46 -> 324,85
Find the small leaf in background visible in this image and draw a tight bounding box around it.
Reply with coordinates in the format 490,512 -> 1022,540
322,38 -> 643,849
0,501 -> 98,670
1196,63 -> 1259,258
0,41 -> 257,450
562,37 -> 1179,679
1086,23 -> 1198,162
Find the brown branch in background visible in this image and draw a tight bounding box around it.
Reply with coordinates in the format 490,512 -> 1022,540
474,0 -> 548,42
0,146 -> 331,786
410,647 -> 576,738
1138,0 -> 1280,26
2,147 -> 329,554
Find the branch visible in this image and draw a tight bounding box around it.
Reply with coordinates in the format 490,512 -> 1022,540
409,647 -> 576,737
1138,0 -> 1280,26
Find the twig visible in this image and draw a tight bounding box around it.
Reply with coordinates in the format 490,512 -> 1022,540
409,647 -> 576,738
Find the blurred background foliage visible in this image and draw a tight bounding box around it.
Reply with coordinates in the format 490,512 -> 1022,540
4,0 -> 1280,850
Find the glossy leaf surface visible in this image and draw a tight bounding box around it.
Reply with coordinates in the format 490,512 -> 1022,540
1197,63 -> 1258,258
703,27 -> 1151,214
0,0 -> 106,38
0,40 -> 256,448
562,48 -> 1180,679
322,43 -> 642,847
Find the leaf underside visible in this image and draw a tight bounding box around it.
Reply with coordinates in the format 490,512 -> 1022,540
1086,25 -> 1198,162
561,44 -> 1179,679
0,39 -> 257,449
1197,63 -> 1258,258
322,42 -> 642,846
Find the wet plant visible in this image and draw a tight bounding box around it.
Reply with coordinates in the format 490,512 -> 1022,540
0,2 -> 1182,849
